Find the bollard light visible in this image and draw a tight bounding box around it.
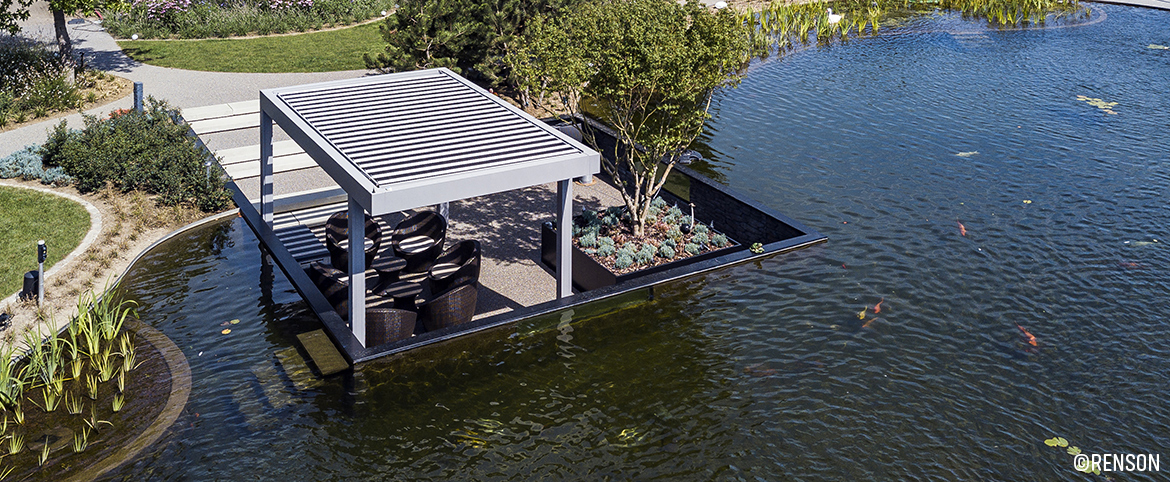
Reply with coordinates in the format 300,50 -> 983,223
37,240 -> 46,305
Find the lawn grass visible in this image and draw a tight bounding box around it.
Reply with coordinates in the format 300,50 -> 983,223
0,186 -> 90,299
117,21 -> 386,73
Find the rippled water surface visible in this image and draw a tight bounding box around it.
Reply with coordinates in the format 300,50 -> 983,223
109,5 -> 1169,480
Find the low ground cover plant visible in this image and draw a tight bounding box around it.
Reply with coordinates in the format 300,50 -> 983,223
104,0 -> 392,39
28,99 -> 232,212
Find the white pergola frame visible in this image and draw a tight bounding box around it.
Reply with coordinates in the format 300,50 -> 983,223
259,68 -> 599,347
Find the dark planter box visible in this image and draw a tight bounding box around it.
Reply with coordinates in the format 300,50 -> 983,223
540,221 -> 742,292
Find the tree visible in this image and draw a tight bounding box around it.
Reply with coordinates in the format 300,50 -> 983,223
364,0 -> 480,73
365,0 -> 574,86
0,0 -> 33,35
514,0 -> 749,236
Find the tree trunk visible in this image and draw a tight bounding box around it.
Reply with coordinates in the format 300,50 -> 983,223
53,9 -> 72,61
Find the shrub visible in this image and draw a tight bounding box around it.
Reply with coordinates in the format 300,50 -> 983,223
667,205 -> 683,217
692,232 -> 709,246
684,243 -> 700,255
597,244 -> 615,257
598,236 -> 614,247
658,244 -> 675,259
614,254 -> 633,270
710,233 -> 729,247
693,223 -> 709,235
667,225 -> 683,238
40,98 -> 231,211
663,238 -> 676,249
651,196 -> 667,209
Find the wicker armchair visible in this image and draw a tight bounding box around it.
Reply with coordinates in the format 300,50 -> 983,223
391,211 -> 447,273
421,284 -> 477,332
427,240 -> 481,295
305,261 -> 349,317
365,308 -> 417,346
324,211 -> 383,271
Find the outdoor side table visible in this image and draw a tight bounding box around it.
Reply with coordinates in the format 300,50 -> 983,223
371,255 -> 407,290
380,281 -> 422,311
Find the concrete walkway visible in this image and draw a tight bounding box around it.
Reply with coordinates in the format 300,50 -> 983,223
1,1 -> 371,157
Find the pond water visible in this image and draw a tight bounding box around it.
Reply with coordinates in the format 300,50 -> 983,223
106,5 -> 1169,480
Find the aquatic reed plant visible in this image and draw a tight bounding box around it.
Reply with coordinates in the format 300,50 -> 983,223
111,393 -> 125,413
94,348 -> 118,383
65,392 -> 83,415
8,432 -> 23,454
0,345 -> 23,410
84,406 -> 111,432
37,435 -> 50,466
72,427 -> 89,453
85,374 -> 99,400
116,370 -> 125,393
11,401 -> 23,424
0,465 -> 12,479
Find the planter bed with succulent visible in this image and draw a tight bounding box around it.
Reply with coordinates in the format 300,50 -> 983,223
542,196 -> 740,291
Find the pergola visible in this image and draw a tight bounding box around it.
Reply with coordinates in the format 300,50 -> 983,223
259,68 -> 600,347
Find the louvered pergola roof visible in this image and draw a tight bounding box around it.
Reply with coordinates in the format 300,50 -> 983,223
260,68 -> 599,215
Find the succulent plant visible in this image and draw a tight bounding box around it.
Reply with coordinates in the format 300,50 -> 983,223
667,225 -> 683,238
663,238 -> 677,249
614,254 -> 634,270
693,223 -> 709,235
684,243 -> 701,255
616,246 -> 635,259
651,196 -> 668,208
579,232 -> 598,248
598,236 -> 614,247
710,233 -> 729,247
692,232 -> 709,246
658,244 -> 676,259
597,244 -> 616,257
602,214 -> 619,226
635,245 -> 655,265
667,205 -> 683,217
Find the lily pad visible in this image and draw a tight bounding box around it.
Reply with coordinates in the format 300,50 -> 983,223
1067,446 -> 1081,455
230,319 -> 240,325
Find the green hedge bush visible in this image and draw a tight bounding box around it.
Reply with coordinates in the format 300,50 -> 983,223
40,99 -> 232,212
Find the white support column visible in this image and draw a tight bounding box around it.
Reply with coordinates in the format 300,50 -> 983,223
347,197 -> 367,347
556,179 -> 573,298
439,202 -> 449,220
259,110 -> 275,228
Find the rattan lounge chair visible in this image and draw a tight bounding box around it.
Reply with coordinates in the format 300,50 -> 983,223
305,261 -> 350,317
325,210 -> 383,271
391,211 -> 447,273
421,284 -> 477,332
365,308 -> 417,346
427,240 -> 481,295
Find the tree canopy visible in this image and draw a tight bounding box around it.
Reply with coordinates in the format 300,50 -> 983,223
512,0 -> 750,235
364,0 -> 573,86
0,0 -> 34,35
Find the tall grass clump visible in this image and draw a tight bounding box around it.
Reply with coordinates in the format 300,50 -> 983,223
739,0 -> 1089,59
104,0 -> 393,39
38,98 -> 232,212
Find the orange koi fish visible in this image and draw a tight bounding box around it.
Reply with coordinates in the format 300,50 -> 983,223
1015,324 -> 1037,346
958,221 -> 967,236
862,317 -> 877,329
873,298 -> 884,314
